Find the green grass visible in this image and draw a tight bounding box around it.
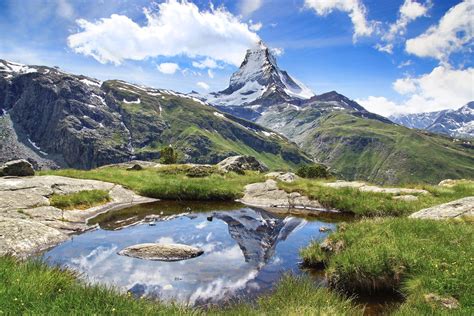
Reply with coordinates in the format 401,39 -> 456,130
49,190 -> 110,210
41,167 -> 266,201
279,179 -> 474,216
0,257 -> 360,315
301,218 -> 474,315
303,112 -> 474,185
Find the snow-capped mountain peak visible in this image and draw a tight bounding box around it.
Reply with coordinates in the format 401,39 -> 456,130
207,41 -> 314,110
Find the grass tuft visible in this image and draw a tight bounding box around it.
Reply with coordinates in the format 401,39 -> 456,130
279,179 -> 474,216
41,167 -> 265,201
301,218 -> 474,314
49,190 -> 110,210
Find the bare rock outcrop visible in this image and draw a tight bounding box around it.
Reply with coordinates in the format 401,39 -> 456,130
0,175 -> 157,257
409,197 -> 474,220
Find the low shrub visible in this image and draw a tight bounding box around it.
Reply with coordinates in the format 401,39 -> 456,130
296,164 -> 331,179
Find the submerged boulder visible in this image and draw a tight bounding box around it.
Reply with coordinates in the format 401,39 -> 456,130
217,155 -> 268,174
118,243 -> 204,261
0,159 -> 34,177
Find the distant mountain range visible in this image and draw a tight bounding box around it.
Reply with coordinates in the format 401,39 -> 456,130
0,59 -> 309,170
1,46 -> 473,184
390,102 -> 474,139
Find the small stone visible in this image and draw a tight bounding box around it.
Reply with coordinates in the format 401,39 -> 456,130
126,164 -> 143,171
424,293 -> 459,310
319,226 -> 330,232
118,243 -> 204,261
265,172 -> 299,183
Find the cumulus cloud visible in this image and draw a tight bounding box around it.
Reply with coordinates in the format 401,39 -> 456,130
67,0 -> 260,66
157,62 -> 180,74
405,0 -> 474,61
358,65 -> 474,116
239,0 -> 263,16
304,0 -> 375,39
249,21 -> 263,31
197,81 -> 210,90
376,0 -> 431,54
192,57 -> 221,69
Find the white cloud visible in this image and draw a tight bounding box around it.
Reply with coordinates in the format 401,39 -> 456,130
192,57 -> 220,69
197,81 -> 210,90
68,0 -> 260,66
405,0 -> 474,61
249,21 -> 263,31
270,47 -> 284,56
304,0 -> 375,39
377,0 -> 431,54
358,65 -> 474,116
157,62 -> 180,74
207,69 -> 214,79
356,96 -> 401,117
393,77 -> 417,94
239,0 -> 263,16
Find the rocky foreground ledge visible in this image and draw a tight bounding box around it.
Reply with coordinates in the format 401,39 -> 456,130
0,175 -> 157,257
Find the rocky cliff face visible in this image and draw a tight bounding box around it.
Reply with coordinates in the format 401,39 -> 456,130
0,59 -> 310,169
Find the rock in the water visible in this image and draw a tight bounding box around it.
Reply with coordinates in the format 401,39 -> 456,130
409,197 -> 474,220
265,172 -> 299,183
0,159 -> 34,177
118,243 -> 204,261
217,155 -> 268,174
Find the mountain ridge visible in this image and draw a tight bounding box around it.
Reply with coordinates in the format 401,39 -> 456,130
0,59 -> 310,170
390,102 -> 474,139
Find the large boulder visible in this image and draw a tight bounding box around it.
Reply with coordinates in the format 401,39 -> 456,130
217,155 -> 268,174
0,159 -> 34,177
409,197 -> 474,220
118,243 -> 204,261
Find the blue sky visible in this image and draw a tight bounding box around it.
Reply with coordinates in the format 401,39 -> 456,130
0,0 -> 472,116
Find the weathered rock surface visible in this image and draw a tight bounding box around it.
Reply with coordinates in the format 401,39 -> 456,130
0,217 -> 68,257
0,175 -> 157,256
323,181 -> 429,195
438,179 -> 471,187
0,159 -> 34,177
240,179 -> 324,212
217,155 -> 268,174
118,243 -> 204,261
393,195 -> 418,201
409,197 -> 474,220
265,171 -> 299,183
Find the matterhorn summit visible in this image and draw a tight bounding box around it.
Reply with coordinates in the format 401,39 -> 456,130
206,41 -> 314,119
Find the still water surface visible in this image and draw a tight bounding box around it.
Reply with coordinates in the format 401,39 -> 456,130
43,201 -> 342,306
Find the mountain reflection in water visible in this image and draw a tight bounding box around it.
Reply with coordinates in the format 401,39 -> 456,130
44,202 -> 338,305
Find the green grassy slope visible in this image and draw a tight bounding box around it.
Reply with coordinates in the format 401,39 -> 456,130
103,81 -> 310,170
302,112 -> 474,184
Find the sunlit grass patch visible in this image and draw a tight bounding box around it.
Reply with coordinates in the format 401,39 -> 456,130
49,190 -> 110,210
